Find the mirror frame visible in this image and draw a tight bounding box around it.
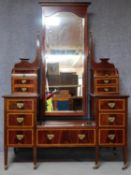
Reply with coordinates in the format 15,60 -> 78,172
40,2 -> 91,116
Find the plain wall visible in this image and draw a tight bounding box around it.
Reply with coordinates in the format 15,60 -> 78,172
0,0 -> 131,156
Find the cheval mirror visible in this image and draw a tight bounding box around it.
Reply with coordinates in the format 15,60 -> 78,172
40,2 -> 90,116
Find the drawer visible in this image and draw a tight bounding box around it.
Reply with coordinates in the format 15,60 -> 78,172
95,78 -> 118,86
99,129 -> 125,146
37,129 -> 96,146
7,113 -> 34,127
7,129 -> 33,147
6,99 -> 35,112
98,99 -> 125,111
99,113 -> 125,127
12,78 -> 37,85
94,70 -> 117,77
95,86 -> 118,94
12,86 -> 37,93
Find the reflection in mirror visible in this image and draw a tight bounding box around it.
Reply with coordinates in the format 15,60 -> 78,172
43,12 -> 84,112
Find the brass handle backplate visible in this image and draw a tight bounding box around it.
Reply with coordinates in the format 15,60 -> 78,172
16,102 -> 24,109
16,117 -> 24,124
104,88 -> 109,92
78,134 -> 86,140
107,102 -> 116,109
21,87 -> 27,92
104,80 -> 109,84
21,79 -> 27,84
47,134 -> 55,140
108,116 -> 115,123
108,134 -> 115,141
16,134 -> 24,141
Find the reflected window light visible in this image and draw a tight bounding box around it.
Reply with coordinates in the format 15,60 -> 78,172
36,39 -> 40,47
42,16 -> 61,27
45,54 -> 80,63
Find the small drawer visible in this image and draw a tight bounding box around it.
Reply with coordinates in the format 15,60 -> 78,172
98,99 -> 125,111
13,86 -> 36,93
6,99 -> 35,112
94,70 -> 116,77
7,129 -> 33,147
95,86 -> 118,94
13,78 -> 37,85
37,129 -> 96,146
95,78 -> 117,85
7,113 -> 34,127
99,129 -> 125,146
99,113 -> 125,127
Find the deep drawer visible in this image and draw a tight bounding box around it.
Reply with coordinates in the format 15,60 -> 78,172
98,99 -> 125,111
7,129 -> 33,147
99,129 -> 125,146
99,113 -> 125,127
7,113 -> 34,127
37,129 -> 96,146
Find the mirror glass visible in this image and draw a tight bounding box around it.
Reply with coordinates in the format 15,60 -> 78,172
44,12 -> 84,112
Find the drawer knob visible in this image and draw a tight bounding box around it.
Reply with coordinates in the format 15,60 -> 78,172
78,134 -> 86,140
47,134 -> 54,140
16,134 -> 24,141
107,102 -> 116,109
108,134 -> 115,141
16,117 -> 24,124
16,102 -> 24,109
108,116 -> 115,123
21,79 -> 27,84
104,88 -> 109,92
104,80 -> 109,84
21,87 -> 27,92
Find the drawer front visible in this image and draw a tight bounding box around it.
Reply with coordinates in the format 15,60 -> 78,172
37,129 -> 96,146
99,113 -> 125,127
99,129 -> 125,146
12,86 -> 37,93
98,99 -> 125,111
95,78 -> 118,86
7,129 -> 33,147
95,86 -> 118,94
94,70 -> 117,77
7,113 -> 34,127
6,99 -> 35,112
13,78 -> 37,85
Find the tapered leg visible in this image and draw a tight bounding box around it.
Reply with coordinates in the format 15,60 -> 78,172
122,147 -> 128,170
4,147 -> 8,170
93,146 -> 100,169
33,147 -> 37,169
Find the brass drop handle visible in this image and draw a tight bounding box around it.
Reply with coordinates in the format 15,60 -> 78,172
104,88 -> 109,92
16,117 -> 24,124
104,80 -> 109,84
21,79 -> 27,84
21,87 -> 27,92
78,134 -> 86,140
16,134 -> 24,141
108,134 -> 115,141
107,102 -> 116,109
105,73 -> 110,76
47,134 -> 55,140
16,102 -> 24,109
108,116 -> 115,123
